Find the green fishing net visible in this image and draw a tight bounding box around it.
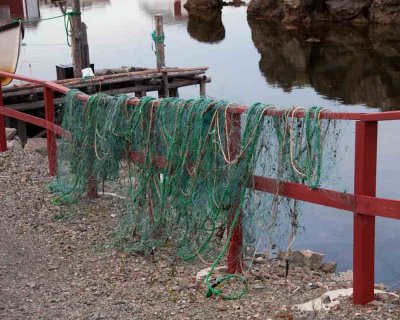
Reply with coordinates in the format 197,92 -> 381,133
52,89 -> 337,299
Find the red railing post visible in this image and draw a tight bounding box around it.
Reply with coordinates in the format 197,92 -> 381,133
353,120 -> 378,304
44,86 -> 57,176
226,111 -> 243,274
87,176 -> 98,199
0,83 -> 7,152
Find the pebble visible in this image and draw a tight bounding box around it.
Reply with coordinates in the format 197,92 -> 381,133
322,294 -> 331,304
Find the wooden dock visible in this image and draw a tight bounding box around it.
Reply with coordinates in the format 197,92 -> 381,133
2,66 -> 211,111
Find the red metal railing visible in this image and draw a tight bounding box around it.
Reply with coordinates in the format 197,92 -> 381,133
1,70 -> 400,305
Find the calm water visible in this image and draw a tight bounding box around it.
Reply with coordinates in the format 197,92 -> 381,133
9,0 -> 400,286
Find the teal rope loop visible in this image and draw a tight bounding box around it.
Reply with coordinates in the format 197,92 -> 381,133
304,106 -> 324,189
151,31 -> 165,44
151,31 -> 166,67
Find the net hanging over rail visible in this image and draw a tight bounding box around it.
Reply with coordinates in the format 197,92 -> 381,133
51,90 -> 340,299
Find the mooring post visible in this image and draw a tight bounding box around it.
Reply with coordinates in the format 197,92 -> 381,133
44,87 -> 57,176
155,15 -> 165,70
71,0 -> 90,78
80,22 -> 90,69
353,120 -> 378,304
0,83 -> 7,152
154,15 -> 169,98
226,111 -> 243,274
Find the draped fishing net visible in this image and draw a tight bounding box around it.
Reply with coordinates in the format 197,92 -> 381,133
51,89 -> 340,299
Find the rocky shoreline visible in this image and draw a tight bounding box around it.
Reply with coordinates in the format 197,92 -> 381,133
183,0 -> 400,24
247,0 -> 400,25
1,137 -> 400,319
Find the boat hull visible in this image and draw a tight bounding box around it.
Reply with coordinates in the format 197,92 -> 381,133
0,22 -> 23,87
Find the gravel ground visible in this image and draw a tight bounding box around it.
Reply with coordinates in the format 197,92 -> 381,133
1,148 -> 400,319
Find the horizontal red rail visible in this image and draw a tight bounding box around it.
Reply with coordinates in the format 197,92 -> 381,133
254,176 -> 355,211
356,195 -> 400,220
0,106 -> 64,136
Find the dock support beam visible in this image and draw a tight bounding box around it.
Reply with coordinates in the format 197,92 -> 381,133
353,121 -> 378,304
0,83 -> 7,152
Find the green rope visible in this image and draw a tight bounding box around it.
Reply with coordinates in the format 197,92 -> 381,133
151,31 -> 165,67
304,106 -> 324,189
151,31 -> 165,44
13,11 -> 81,47
13,11 -> 81,24
204,103 -> 268,300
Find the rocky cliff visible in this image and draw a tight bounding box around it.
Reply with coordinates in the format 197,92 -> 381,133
184,0 -> 223,10
247,0 -> 400,24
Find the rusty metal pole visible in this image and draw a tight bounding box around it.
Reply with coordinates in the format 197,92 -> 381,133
44,87 -> 57,176
0,83 -> 7,152
353,120 -> 378,304
226,112 -> 243,274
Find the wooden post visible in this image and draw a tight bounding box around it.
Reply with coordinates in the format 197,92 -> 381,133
155,15 -> 165,70
226,112 -> 243,274
159,71 -> 170,98
16,120 -> 27,147
200,79 -> 206,97
353,121 -> 378,304
0,83 -> 7,152
44,87 -> 57,176
80,22 -> 90,69
71,0 -> 90,78
170,88 -> 179,97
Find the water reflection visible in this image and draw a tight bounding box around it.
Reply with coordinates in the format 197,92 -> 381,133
0,0 -> 40,20
248,19 -> 400,111
40,0 -> 110,10
138,0 -> 187,25
187,8 -> 225,43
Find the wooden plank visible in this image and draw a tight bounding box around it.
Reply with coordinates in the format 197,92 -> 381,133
3,70 -> 207,97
